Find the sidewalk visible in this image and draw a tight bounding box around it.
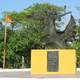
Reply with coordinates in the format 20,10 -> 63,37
0,68 -> 79,78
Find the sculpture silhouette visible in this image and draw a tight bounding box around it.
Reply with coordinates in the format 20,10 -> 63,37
42,14 -> 76,48
27,10 -> 76,49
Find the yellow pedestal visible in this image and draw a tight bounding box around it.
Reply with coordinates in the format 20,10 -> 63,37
31,49 -> 76,74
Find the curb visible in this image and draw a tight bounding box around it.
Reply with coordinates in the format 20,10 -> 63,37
0,68 -> 31,72
0,68 -> 80,72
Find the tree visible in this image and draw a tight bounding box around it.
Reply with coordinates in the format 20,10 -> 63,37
1,3 -> 64,68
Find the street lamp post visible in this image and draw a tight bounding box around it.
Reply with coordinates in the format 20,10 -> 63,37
3,16 -> 13,69
3,25 -> 7,69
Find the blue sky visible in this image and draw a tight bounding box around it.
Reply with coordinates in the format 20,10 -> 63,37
0,0 -> 80,19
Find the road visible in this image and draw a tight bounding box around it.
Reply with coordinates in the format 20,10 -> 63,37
0,71 -> 80,78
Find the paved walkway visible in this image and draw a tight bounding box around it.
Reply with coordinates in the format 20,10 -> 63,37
0,71 -> 80,78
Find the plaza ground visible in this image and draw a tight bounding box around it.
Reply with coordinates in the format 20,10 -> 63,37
0,69 -> 80,78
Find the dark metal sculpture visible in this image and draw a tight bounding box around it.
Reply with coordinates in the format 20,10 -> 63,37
44,15 -> 76,48
27,10 -> 76,49
38,10 -> 76,48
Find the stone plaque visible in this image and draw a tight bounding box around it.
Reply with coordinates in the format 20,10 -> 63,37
47,51 -> 59,72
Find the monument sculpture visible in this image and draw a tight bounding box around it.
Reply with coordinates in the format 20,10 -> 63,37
42,11 -> 76,48
27,9 -> 76,49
